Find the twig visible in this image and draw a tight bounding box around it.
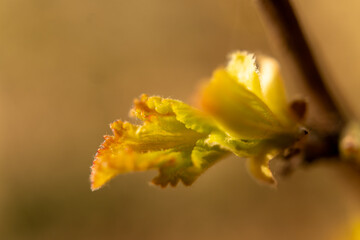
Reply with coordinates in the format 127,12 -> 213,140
252,0 -> 345,163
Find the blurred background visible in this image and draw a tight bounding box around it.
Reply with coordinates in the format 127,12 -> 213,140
1,0 -> 360,239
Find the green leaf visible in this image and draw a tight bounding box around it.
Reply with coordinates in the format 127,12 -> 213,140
201,69 -> 285,139
91,95 -> 228,190
257,55 -> 295,127
91,52 -> 307,190
226,51 -> 262,98
246,154 -> 276,185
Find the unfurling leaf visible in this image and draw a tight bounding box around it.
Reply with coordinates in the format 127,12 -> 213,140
91,95 -> 228,190
91,52 -> 306,190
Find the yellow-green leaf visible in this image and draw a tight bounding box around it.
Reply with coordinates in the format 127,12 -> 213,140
201,68 -> 285,139
258,55 -> 295,127
91,95 -> 228,190
226,51 -> 262,98
91,52 -> 307,190
246,153 -> 276,185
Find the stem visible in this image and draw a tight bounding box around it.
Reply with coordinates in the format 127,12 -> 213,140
253,0 -> 338,115
253,0 -> 345,163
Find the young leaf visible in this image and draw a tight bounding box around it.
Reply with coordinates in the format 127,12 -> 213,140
91,52 -> 306,190
201,68 -> 285,140
91,95 -> 228,190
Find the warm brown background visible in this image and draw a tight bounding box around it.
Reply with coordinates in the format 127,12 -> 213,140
1,0 -> 360,239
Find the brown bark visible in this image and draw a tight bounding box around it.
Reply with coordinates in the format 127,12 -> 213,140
253,0 -> 346,164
